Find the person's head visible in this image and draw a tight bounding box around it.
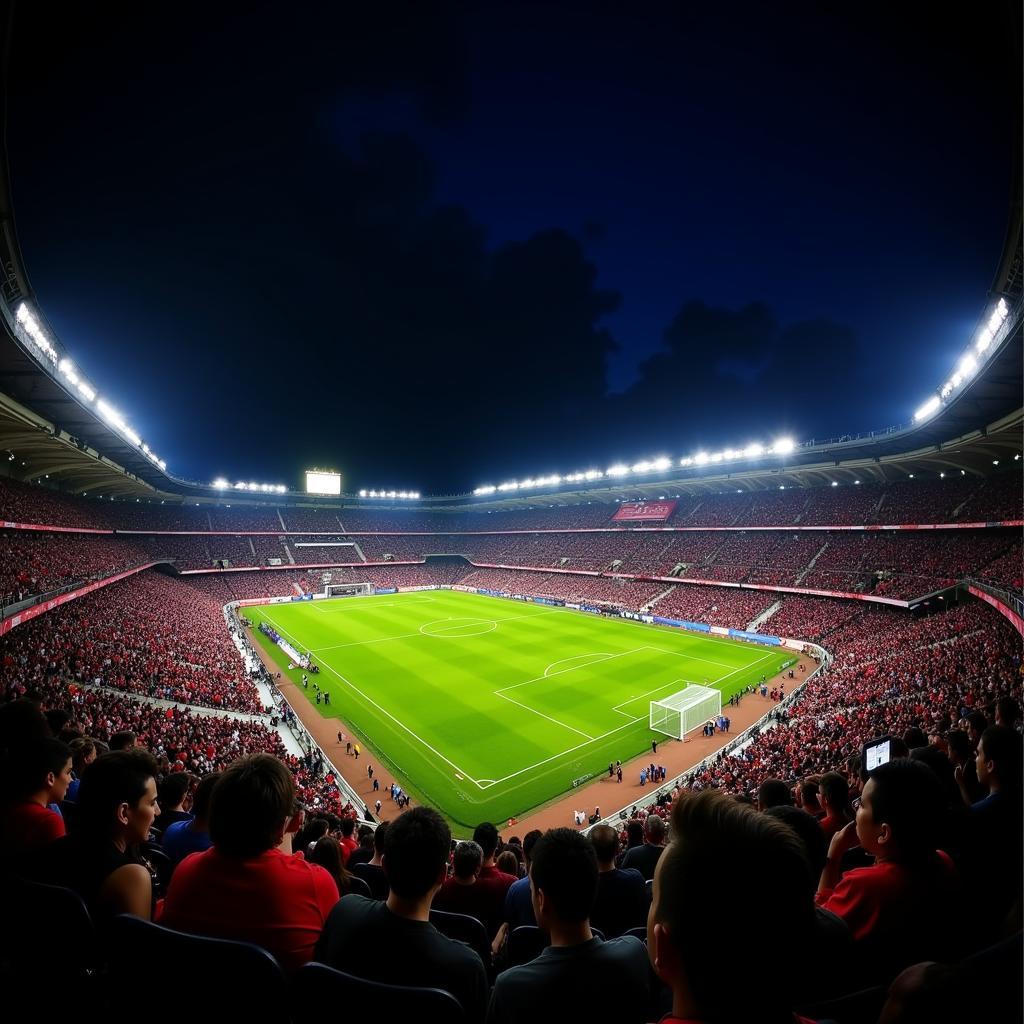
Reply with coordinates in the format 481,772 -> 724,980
976,726 -> 1023,794
529,828 -> 598,929
340,817 -> 355,838
472,821 -> 499,859
14,738 -> 73,802
157,772 -> 193,813
995,697 -> 1022,729
452,840 -> 484,881
190,773 -> 219,826
644,814 -> 667,846
649,790 -> 813,1019
522,828 -> 542,866
383,807 -> 450,902
77,749 -> 161,846
797,778 -> 821,810
372,819 -> 389,857
764,806 -> 828,891
903,727 -> 928,751
44,709 -> 71,738
109,731 -> 137,752
757,777 -> 792,811
944,730 -> 973,765
589,823 -> 621,867
819,772 -> 852,817
208,754 -> 296,858
68,737 -> 97,774
496,849 -> 519,877
356,824 -> 374,848
307,834 -> 351,892
966,712 -> 988,745
856,759 -> 943,861
625,819 -> 644,848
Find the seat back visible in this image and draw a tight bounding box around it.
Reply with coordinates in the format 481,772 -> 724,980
506,924 -> 549,967
108,914 -> 288,1022
295,962 -> 466,1021
429,909 -> 491,967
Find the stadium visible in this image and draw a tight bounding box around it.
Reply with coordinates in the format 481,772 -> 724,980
0,6 -> 1021,1024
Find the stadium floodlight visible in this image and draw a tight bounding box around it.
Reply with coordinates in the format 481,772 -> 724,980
694,452 -> 709,465
606,464 -> 630,476
651,456 -> 671,471
976,327 -> 993,353
772,437 -> 795,455
744,443 -> 764,458
959,353 -> 977,378
584,469 -> 603,480
710,452 -> 723,463
77,381 -> 96,401
831,481 -> 838,487
678,457 -> 693,467
213,479 -> 229,489
913,396 -> 941,422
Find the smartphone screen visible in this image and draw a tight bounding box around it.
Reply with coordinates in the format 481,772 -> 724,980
865,738 -> 891,773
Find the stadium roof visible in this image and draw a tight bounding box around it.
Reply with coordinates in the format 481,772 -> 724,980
0,17 -> 1020,509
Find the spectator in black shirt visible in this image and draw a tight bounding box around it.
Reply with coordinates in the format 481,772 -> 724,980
620,814 -> 666,881
588,823 -> 645,938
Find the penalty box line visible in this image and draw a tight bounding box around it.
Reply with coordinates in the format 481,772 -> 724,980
258,611 -> 486,790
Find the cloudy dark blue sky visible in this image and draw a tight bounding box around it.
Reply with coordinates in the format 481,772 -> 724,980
7,2 -> 1020,492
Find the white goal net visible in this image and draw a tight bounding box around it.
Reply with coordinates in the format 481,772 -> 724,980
325,582 -> 374,598
650,684 -> 721,740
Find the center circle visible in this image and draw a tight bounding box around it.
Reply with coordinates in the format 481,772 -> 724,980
420,617 -> 498,638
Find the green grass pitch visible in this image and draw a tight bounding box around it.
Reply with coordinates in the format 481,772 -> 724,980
245,590 -> 793,832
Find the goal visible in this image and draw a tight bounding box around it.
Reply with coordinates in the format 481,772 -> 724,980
324,582 -> 374,598
650,684 -> 721,740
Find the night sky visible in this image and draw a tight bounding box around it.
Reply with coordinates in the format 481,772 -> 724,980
7,2 -> 1021,494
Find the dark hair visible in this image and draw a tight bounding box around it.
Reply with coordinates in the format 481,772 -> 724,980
757,777 -> 792,810
625,819 -> 644,847
13,738 -> 71,797
866,758 -> 943,858
979,726 -> 1022,791
657,791 -> 813,1017
472,821 -> 499,858
340,817 -> 355,837
453,840 -> 484,879
383,807 -> 450,899
798,779 -> 820,805
77,749 -> 160,838
522,828 -> 543,863
995,696 -> 1021,728
208,754 -> 296,858
191,773 -> 220,821
819,772 -> 853,820
764,806 -> 828,889
109,731 -> 137,752
529,828 -> 598,924
903,727 -> 928,750
373,819 -> 389,854
966,711 -> 988,737
945,730 -> 973,762
589,823 -> 620,864
158,772 -> 193,810
307,835 -> 354,895
496,850 -> 519,877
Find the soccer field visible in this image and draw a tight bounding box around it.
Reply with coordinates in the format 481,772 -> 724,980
245,590 -> 793,831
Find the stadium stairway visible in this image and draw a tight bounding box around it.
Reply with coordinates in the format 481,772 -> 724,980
747,599 -> 782,632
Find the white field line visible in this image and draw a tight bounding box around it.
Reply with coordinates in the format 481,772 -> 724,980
494,689 -> 595,740
310,607 -> 559,654
543,653 -> 614,677
495,647 -> 650,695
259,610 -> 484,788
646,646 -> 778,681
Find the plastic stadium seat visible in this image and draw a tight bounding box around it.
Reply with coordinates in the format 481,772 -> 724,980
294,961 -> 466,1020
1,876 -> 100,979
107,914 -> 288,1022
622,926 -> 648,943
429,908 -> 492,969
507,925 -> 549,967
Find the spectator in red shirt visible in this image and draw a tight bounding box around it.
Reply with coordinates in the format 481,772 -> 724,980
337,816 -> 359,863
433,839 -> 490,924
1,738 -> 72,862
817,758 -> 960,979
160,754 -> 339,972
818,772 -> 854,841
472,821 -> 517,906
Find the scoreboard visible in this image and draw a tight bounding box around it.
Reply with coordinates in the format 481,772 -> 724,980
305,470 -> 341,496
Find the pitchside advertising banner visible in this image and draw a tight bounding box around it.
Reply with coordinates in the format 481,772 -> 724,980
611,500 -> 677,522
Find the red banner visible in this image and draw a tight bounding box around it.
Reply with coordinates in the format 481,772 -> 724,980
611,500 -> 677,522
967,585 -> 1024,635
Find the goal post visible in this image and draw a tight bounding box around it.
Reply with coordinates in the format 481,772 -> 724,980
324,582 -> 374,598
650,685 -> 721,740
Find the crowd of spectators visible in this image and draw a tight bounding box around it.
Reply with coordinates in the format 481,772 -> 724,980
0,530 -> 153,605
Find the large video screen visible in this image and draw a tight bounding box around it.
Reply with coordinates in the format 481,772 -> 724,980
305,471 -> 341,495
